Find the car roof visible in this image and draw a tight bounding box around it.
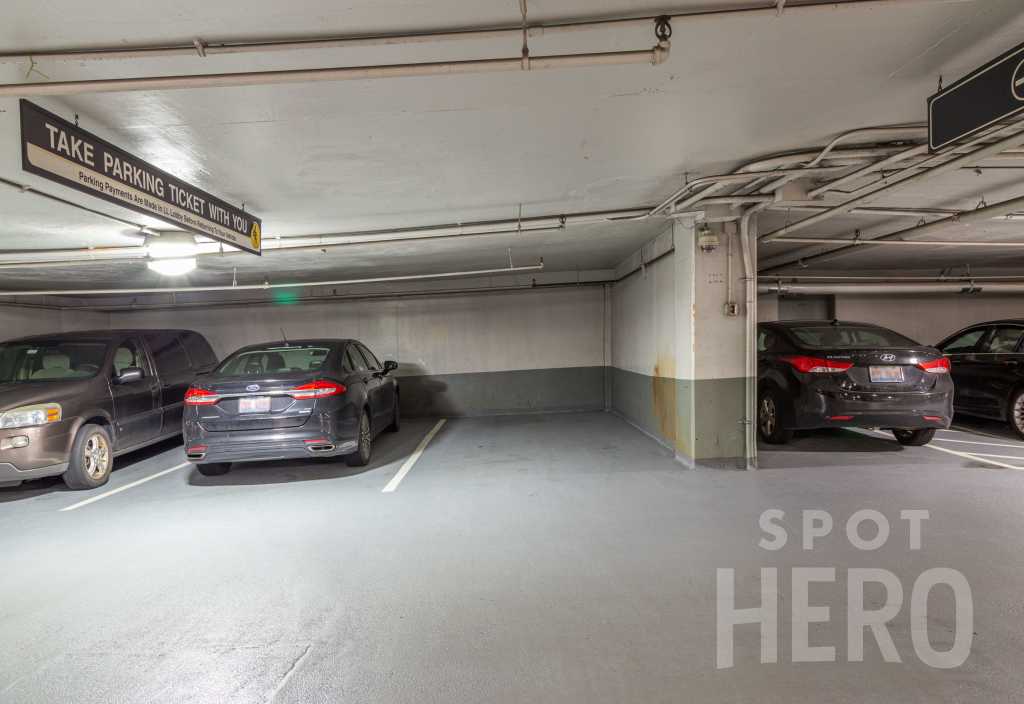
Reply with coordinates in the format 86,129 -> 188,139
763,320 -> 888,328
230,339 -> 352,351
955,319 -> 1024,326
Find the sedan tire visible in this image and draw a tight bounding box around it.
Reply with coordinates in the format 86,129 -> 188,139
345,410 -> 372,467
62,423 -> 114,490
892,428 -> 935,446
1009,388 -> 1024,440
197,463 -> 231,476
758,388 -> 794,445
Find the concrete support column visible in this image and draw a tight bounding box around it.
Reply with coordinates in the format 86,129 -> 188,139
671,217 -> 750,469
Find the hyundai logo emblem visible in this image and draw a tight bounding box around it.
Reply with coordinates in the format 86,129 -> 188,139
246,384 -> 261,392
880,353 -> 897,363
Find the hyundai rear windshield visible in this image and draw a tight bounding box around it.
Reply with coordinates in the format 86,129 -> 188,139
216,345 -> 332,376
0,341 -> 109,383
787,326 -> 919,349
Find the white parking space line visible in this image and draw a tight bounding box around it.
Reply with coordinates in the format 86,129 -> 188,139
59,462 -> 191,512
932,437 -> 1024,449
960,452 -> 1024,461
867,430 -> 1024,471
382,418 -> 446,493
946,426 -> 1016,441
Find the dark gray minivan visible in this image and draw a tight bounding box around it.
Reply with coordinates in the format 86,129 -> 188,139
0,329 -> 217,489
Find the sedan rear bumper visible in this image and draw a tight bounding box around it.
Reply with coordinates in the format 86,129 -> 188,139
793,387 -> 954,431
184,426 -> 358,465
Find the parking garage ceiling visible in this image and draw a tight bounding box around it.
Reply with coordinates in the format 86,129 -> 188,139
2,0 -> 1024,292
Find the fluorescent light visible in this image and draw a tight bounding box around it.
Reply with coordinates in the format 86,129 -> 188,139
147,257 -> 196,276
146,232 -> 199,258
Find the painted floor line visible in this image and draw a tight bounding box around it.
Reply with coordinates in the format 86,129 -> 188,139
947,426 -> 1016,441
959,451 -> 1024,461
59,462 -> 191,512
382,418 -> 446,493
931,437 -> 1024,449
868,430 -> 1022,471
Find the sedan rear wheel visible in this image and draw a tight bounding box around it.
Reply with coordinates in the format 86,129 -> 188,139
893,428 -> 935,446
346,411 -> 372,466
1009,388 -> 1024,440
197,463 -> 231,476
757,389 -> 793,444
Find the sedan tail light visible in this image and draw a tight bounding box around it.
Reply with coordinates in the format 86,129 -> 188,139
780,355 -> 854,374
184,388 -> 220,405
290,380 -> 347,400
917,357 -> 951,374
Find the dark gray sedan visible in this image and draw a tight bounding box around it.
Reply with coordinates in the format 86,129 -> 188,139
183,339 -> 399,476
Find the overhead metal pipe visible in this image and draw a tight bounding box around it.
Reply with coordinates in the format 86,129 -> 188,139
760,281 -> 1024,295
765,236 -> 1024,248
0,261 -> 545,298
0,45 -> 670,97
0,1 -> 974,64
760,126 -> 1024,241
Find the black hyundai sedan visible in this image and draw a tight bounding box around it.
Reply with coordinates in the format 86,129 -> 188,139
758,320 -> 953,446
183,339 -> 399,476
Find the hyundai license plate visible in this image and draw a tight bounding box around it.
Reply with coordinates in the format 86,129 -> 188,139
869,366 -> 904,383
239,396 -> 272,413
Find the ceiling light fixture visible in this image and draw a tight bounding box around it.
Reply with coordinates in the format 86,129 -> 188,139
146,232 -> 199,276
147,257 -> 197,276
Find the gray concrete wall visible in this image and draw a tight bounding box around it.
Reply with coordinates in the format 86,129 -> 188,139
110,286 -> 606,417
0,305 -> 109,339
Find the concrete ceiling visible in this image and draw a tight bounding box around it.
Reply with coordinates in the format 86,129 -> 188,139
2,0 -> 1024,292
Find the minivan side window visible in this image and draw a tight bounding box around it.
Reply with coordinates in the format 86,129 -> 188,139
145,332 -> 191,375
942,328 -> 986,354
180,332 -> 217,369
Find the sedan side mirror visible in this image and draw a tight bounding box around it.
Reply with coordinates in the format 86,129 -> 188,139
115,367 -> 144,384
383,360 -> 399,374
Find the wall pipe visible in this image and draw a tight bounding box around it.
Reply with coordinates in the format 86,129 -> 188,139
0,261 -> 544,298
760,281 -> 1024,295
0,1 -> 974,64
0,46 -> 670,97
765,237 -> 1024,248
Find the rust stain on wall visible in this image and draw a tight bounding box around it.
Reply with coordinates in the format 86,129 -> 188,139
652,356 -> 677,445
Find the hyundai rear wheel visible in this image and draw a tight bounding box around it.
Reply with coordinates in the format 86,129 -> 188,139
197,463 -> 231,476
758,388 -> 793,444
1009,388 -> 1024,440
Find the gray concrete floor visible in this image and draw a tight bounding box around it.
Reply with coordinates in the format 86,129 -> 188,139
1,412 -> 1023,703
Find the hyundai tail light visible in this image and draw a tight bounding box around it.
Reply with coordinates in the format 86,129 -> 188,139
781,355 -> 854,374
917,357 -> 951,374
184,388 -> 220,405
290,381 -> 346,400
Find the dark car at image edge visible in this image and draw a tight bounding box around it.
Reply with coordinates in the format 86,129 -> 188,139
757,320 -> 953,446
183,338 -> 399,476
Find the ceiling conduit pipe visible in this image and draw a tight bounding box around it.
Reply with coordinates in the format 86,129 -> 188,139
760,125 -> 1024,242
0,45 -> 670,97
0,261 -> 545,298
760,281 -> 1024,295
761,192 -> 1024,271
0,1 -> 974,64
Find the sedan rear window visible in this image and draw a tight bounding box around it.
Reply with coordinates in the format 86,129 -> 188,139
216,345 -> 331,376
787,325 -> 918,349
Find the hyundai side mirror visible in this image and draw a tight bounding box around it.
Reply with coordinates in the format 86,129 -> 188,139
383,360 -> 399,374
116,367 -> 144,384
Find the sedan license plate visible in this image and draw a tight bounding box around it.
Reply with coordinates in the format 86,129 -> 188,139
238,396 -> 272,414
869,365 -> 905,383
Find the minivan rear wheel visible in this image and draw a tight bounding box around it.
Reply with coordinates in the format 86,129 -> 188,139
346,411 -> 372,466
758,388 -> 794,444
63,424 -> 113,490
893,428 -> 935,446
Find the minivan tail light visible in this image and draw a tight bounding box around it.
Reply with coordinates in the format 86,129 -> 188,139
290,381 -> 346,400
780,355 -> 854,374
918,357 -> 951,374
184,388 -> 220,405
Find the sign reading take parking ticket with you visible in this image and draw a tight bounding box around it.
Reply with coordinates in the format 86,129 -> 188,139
928,41 -> 1024,151
19,99 -> 262,255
